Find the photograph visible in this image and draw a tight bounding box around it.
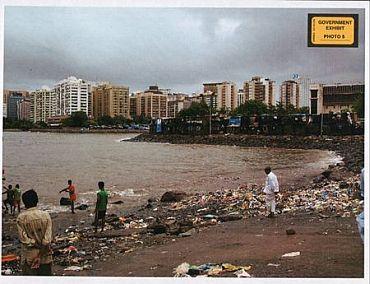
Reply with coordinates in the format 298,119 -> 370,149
1,0 -> 368,281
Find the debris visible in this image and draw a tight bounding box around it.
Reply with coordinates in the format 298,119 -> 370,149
64,266 -> 84,271
2,254 -> 19,263
234,269 -> 251,278
173,262 -> 190,277
60,197 -> 72,206
267,263 -> 280,267
161,191 -> 188,202
286,228 -> 296,235
76,204 -> 88,210
282,251 -> 300,257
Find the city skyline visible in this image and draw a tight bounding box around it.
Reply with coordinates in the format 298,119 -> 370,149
4,7 -> 365,93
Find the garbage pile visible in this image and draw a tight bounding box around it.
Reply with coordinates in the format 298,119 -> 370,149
173,262 -> 252,277
2,166 -> 362,276
1,254 -> 21,275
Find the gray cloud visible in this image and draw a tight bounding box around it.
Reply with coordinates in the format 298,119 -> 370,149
4,7 -> 365,93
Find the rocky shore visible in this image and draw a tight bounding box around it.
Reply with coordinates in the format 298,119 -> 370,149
2,134 -> 364,277
131,134 -> 364,172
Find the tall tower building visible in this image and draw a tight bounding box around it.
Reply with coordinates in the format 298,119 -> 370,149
92,83 -> 130,119
203,81 -> 237,111
54,76 -> 90,116
297,76 -> 311,108
243,76 -> 275,106
280,80 -> 300,108
135,86 -> 168,118
30,88 -> 57,123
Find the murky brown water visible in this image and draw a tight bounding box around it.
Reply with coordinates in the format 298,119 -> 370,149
2,132 -> 339,211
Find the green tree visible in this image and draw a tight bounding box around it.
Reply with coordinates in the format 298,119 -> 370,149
62,111 -> 88,127
231,100 -> 269,116
352,94 -> 364,118
97,115 -> 113,126
178,101 -> 210,118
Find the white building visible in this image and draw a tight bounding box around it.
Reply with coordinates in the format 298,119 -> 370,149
54,76 -> 91,116
297,76 -> 311,108
237,89 -> 245,107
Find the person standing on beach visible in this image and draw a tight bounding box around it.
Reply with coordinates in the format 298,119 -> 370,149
17,189 -> 53,276
94,181 -> 109,233
263,166 -> 279,218
14,184 -> 22,213
3,184 -> 15,214
59,179 -> 77,214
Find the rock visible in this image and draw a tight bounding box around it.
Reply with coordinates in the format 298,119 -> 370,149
148,222 -> 167,234
286,228 -> 296,235
313,175 -> 325,183
60,197 -> 71,206
219,214 -> 242,222
179,228 -> 196,237
321,170 -> 332,179
147,197 -> 157,203
160,191 -> 187,203
76,204 -> 88,210
339,181 -> 349,189
111,200 -> 124,205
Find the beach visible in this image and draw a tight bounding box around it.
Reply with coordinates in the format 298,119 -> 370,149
1,134 -> 364,277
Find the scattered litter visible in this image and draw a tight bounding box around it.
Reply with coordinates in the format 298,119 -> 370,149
267,263 -> 280,267
282,251 -> 301,258
234,269 -> 251,278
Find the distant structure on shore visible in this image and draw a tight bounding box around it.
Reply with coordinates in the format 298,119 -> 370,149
309,83 -> 365,115
3,75 -> 365,123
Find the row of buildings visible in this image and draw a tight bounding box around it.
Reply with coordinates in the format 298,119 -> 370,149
3,76 -> 364,123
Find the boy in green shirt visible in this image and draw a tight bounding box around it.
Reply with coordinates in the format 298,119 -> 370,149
95,181 -> 108,233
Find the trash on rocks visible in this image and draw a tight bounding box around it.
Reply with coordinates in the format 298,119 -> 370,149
234,269 -> 251,278
2,254 -> 19,263
76,204 -> 88,210
161,191 -> 188,203
60,197 -> 72,206
64,266 -> 84,271
173,262 -> 252,277
267,263 -> 280,267
173,262 -> 190,277
282,251 -> 301,257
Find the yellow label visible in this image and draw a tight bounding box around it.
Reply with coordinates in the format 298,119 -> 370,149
311,16 -> 355,45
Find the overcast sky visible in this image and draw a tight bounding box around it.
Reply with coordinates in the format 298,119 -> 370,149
3,7 -> 365,94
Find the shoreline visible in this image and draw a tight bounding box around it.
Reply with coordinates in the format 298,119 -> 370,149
2,134 -> 364,277
4,128 -> 147,134
131,134 -> 364,172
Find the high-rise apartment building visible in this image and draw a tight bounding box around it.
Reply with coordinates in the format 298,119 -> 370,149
203,82 -> 237,111
237,89 -> 245,107
7,94 -> 24,120
167,93 -> 192,117
3,90 -> 29,118
134,86 -> 168,118
92,84 -> 130,119
17,98 -> 31,120
243,76 -> 275,106
297,76 -> 311,108
30,88 -> 57,123
280,80 -> 300,108
309,83 -> 364,114
54,76 -> 90,116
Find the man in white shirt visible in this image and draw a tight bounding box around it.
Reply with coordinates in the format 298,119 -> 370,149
263,166 -> 279,218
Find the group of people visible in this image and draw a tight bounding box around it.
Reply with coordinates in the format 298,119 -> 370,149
2,184 -> 22,215
4,180 -> 110,276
